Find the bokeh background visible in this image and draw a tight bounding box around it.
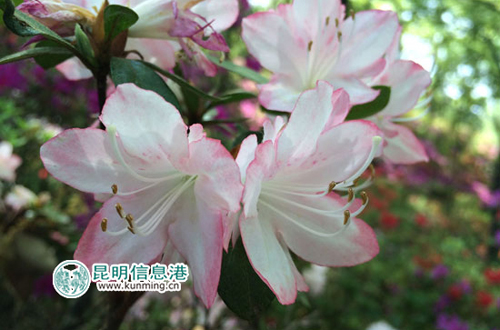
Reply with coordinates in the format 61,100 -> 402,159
1,0 -> 499,329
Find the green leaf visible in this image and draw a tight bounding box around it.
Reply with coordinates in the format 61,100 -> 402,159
345,86 -> 391,120
142,61 -> 219,101
110,57 -> 181,109
0,46 -> 72,65
206,91 -> 257,109
206,54 -> 269,84
104,5 -> 139,41
34,41 -> 74,69
218,238 -> 275,322
74,24 -> 96,66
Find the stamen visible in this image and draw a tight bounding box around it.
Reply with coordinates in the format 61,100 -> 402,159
337,31 -> 342,40
125,214 -> 134,227
343,210 -> 350,225
101,218 -> 108,232
391,107 -> 430,123
353,177 -> 360,186
259,199 -> 351,238
115,203 -> 125,218
335,18 -> 339,27
347,188 -> 354,202
127,226 -> 135,234
308,41 -> 313,52
328,181 -> 337,193
111,184 -> 118,194
361,191 -> 368,204
350,9 -> 355,20
325,16 -> 330,26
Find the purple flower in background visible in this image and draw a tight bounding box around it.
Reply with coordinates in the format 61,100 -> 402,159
0,63 -> 27,91
33,274 -> 55,297
494,230 -> 500,247
472,181 -> 500,208
436,314 -> 468,330
432,264 -> 449,280
435,295 -> 451,312
457,280 -> 471,294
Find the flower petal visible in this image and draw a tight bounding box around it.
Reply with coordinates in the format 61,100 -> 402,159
56,57 -> 93,81
40,128 -> 147,196
125,38 -> 178,71
377,60 -> 431,117
334,10 -> 399,76
190,0 -> 239,32
240,214 -> 297,304
100,83 -> 189,163
380,120 -> 429,164
258,75 -> 303,111
168,188 -> 224,308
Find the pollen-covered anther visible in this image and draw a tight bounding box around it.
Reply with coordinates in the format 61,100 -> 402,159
328,181 -> 337,193
127,226 -> 135,234
125,214 -> 134,227
101,218 -> 108,232
347,188 -> 354,202
111,184 -> 118,194
360,191 -> 368,205
343,210 -> 350,225
308,41 -> 313,51
335,18 -> 339,27
337,31 -> 342,40
115,203 -> 125,218
350,9 -> 356,20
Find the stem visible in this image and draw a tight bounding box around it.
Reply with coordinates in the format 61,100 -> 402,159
96,71 -> 108,112
104,291 -> 144,330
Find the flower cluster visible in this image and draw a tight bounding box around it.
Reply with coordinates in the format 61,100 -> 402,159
8,0 -> 432,308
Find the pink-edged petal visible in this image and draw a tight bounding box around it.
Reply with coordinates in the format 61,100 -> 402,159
190,0 -> 239,32
282,246 -> 309,292
236,134 -> 258,180
277,81 -> 349,164
56,57 -> 93,81
125,38 -> 178,71
74,184 -> 172,268
262,116 -> 286,142
242,140 -> 277,218
263,194 -> 379,267
258,75 -> 303,111
101,83 -> 189,163
386,25 -> 402,65
377,60 -> 431,117
334,10 -> 399,76
129,0 -> 175,39
188,123 -> 205,143
242,12 -> 306,77
327,76 -> 380,105
380,121 -> 429,164
168,188 -> 224,308
192,49 -> 218,76
40,128 -> 147,195
177,137 -> 243,213
291,0 -> 344,41
278,120 -> 381,185
240,214 -> 297,304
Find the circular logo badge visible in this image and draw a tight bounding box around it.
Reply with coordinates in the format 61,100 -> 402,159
53,260 -> 91,299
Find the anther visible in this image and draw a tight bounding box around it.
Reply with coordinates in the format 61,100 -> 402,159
347,188 -> 354,202
325,16 -> 330,26
115,203 -> 125,218
343,210 -> 350,225
328,181 -> 337,193
353,177 -> 360,186
101,218 -> 108,232
125,214 -> 134,226
350,9 -> 355,20
335,18 -> 339,27
360,191 -> 368,205
338,31 -> 342,40
111,184 -> 118,194
370,164 -> 375,177
127,226 -> 135,234
308,41 -> 313,52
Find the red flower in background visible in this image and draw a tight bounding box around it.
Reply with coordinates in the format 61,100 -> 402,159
415,213 -> 428,227
484,268 -> 500,285
476,291 -> 494,308
381,212 -> 400,229
447,284 -> 463,301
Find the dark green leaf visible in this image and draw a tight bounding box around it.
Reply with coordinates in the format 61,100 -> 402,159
345,86 -> 391,120
110,57 -> 181,109
142,60 -> 219,101
206,54 -> 269,84
218,238 -> 275,322
206,91 -> 257,109
75,24 -> 96,66
34,41 -> 74,69
0,46 -> 72,65
104,5 -> 138,41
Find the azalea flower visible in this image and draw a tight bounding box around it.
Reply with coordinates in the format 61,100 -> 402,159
40,83 -> 243,307
0,141 -> 22,182
242,0 -> 399,110
231,81 -> 382,304
363,27 -> 432,164
19,0 -> 239,78
5,185 -> 37,211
